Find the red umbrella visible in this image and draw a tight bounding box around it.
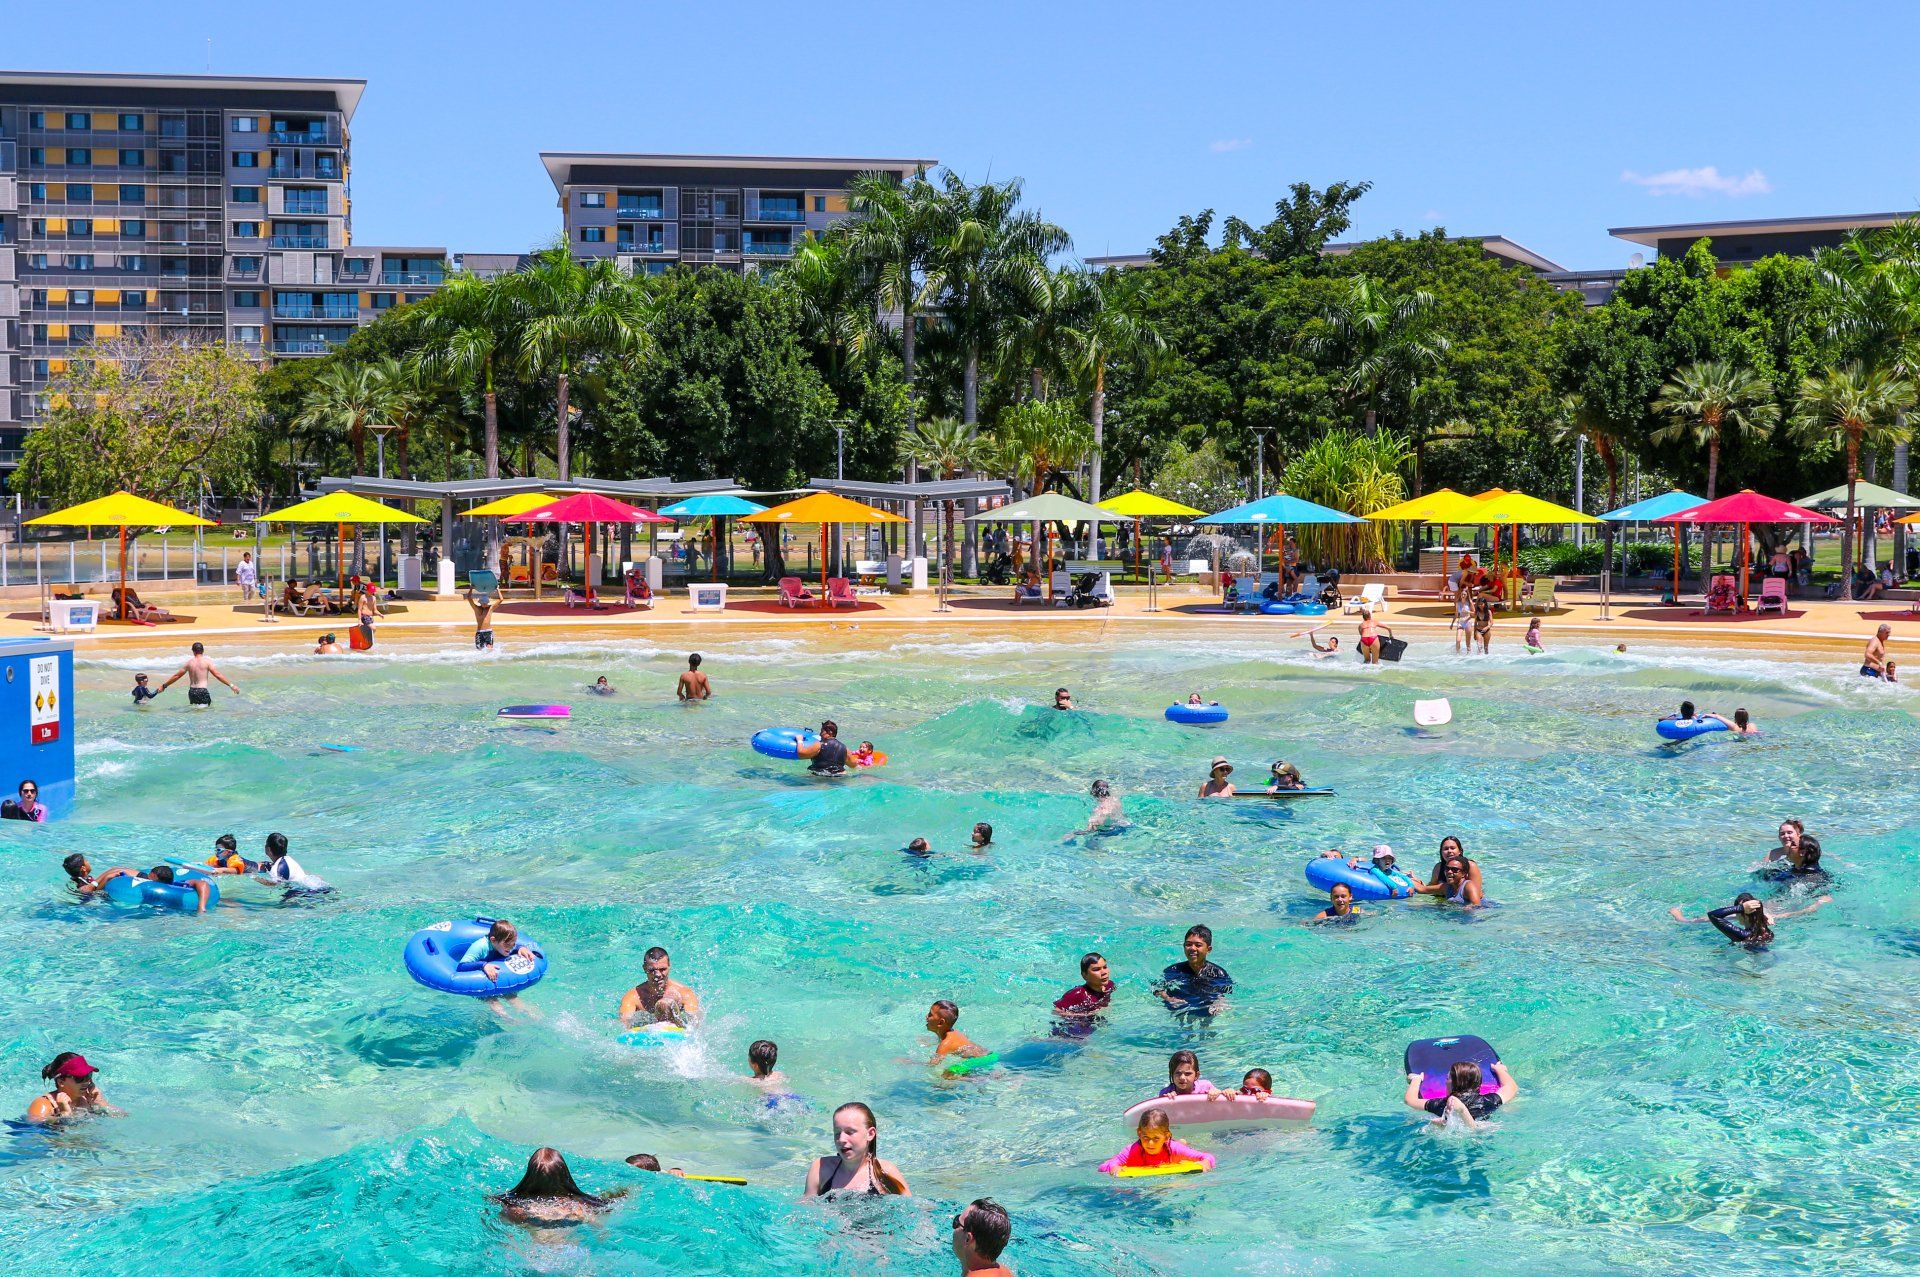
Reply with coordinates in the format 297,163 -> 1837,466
1657,490 -> 1837,607
509,492 -> 672,603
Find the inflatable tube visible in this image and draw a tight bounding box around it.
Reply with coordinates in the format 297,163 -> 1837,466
1124,1092 -> 1316,1127
1111,1162 -> 1206,1178
402,917 -> 547,998
1164,703 -> 1229,726
942,1052 -> 1001,1077
751,727 -> 818,760
103,869 -> 219,912
682,1174 -> 748,1185
1292,601 -> 1329,616
498,704 -> 569,722
1305,856 -> 1415,901
852,752 -> 890,769
1657,716 -> 1728,742
1260,601 -> 1297,616
1405,1035 -> 1501,1102
618,1022 -> 689,1048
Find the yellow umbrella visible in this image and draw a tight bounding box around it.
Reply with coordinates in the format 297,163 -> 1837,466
743,492 -> 905,599
465,492 -> 559,517
27,491 -> 214,621
1366,488 -> 1488,579
1474,490 -> 1600,595
1099,490 -> 1205,580
255,492 -> 426,594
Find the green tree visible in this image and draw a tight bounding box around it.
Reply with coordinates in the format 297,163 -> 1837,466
1296,274 -> 1450,436
295,360 -> 396,476
842,170 -> 941,474
512,248 -> 651,480
1651,359 -> 1780,501
15,331 -> 262,508
413,270 -> 524,477
1792,364 -> 1916,598
907,417 -> 983,574
1279,428 -> 1410,569
1222,180 -> 1372,264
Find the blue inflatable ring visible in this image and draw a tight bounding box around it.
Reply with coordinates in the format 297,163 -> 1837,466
751,727 -> 819,760
1165,703 -> 1229,725
1260,601 -> 1296,615
1292,601 -> 1329,616
1305,856 -> 1415,901
103,867 -> 219,912
1656,716 -> 1729,742
402,916 -> 548,998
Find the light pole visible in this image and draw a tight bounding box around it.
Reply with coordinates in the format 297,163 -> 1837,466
834,422 -> 847,481
1573,433 -> 1586,548
369,422 -> 395,588
1252,428 -> 1273,501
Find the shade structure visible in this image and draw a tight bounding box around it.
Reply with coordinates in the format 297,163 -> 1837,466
743,492 -> 905,603
969,494 -> 1126,603
1600,491 -> 1706,522
464,491 -> 560,517
658,494 -> 769,518
1658,490 -> 1838,605
1796,480 -> 1920,512
1365,487 -> 1495,581
1470,492 -> 1602,526
1098,490 -> 1205,578
508,492 -> 671,603
256,491 -> 427,595
28,491 -> 214,621
1097,489 -> 1204,519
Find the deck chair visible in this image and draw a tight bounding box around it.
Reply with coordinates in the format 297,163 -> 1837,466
1344,582 -> 1389,614
563,585 -> 606,610
1290,573 -> 1321,603
538,562 -> 559,584
1755,576 -> 1788,615
624,568 -> 654,609
506,564 -> 532,587
825,577 -> 859,609
1704,574 -> 1739,614
1521,577 -> 1558,613
778,576 -> 815,607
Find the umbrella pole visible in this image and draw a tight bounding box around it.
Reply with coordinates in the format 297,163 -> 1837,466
1440,523 -> 1449,582
117,525 -> 127,620
1047,525 -> 1054,602
1672,533 -> 1680,605
1739,522 -> 1749,607
336,521 -> 345,595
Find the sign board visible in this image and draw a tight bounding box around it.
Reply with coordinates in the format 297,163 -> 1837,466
686,583 -> 729,612
28,655 -> 58,745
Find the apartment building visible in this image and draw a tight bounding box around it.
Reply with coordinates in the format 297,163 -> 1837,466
0,71 -> 455,463
540,153 -> 935,275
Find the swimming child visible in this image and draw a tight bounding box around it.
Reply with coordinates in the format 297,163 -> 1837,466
458,918 -> 537,986
1159,1049 -> 1221,1098
1524,618 -> 1544,653
1309,632 -> 1341,660
1070,780 -> 1127,837
589,676 -> 616,695
969,822 -> 993,849
1186,692 -> 1205,706
1098,1107 -> 1215,1175
1268,761 -> 1304,792
202,833 -> 258,874
1704,707 -> 1759,735
1313,881 -> 1366,922
903,836 -> 933,858
1237,1068 -> 1273,1097
925,999 -> 990,1068
1888,661 -> 1900,684
1405,1058 -> 1518,1129
747,1038 -> 801,1107
851,741 -> 878,767
61,853 -> 104,898
130,673 -> 156,705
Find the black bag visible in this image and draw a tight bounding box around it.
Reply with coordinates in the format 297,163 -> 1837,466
1377,636 -> 1408,663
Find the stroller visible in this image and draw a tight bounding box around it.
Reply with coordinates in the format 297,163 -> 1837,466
980,550 -> 1014,586
1067,572 -> 1109,609
1316,568 -> 1343,609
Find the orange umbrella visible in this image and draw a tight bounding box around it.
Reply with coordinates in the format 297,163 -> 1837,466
742,492 -> 905,599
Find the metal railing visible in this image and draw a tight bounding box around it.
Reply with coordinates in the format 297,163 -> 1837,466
269,235 -> 330,249
616,206 -> 664,220
271,304 -> 358,320
269,131 -> 339,146
617,241 -> 668,255
380,271 -> 443,285
741,241 -> 793,255
271,339 -> 340,355
752,207 -> 804,222
281,201 -> 329,216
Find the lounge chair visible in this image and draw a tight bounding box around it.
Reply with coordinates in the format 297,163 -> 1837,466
506,564 -> 532,587
563,586 -> 605,610
110,586 -> 172,624
1291,573 -> 1321,603
1755,576 -> 1788,615
825,577 -> 859,609
624,569 -> 654,609
778,576 -> 815,608
1521,577 -> 1558,613
1344,582 -> 1389,614
1704,574 -> 1739,614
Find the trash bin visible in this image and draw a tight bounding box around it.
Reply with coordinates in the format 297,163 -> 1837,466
398,554 -> 422,593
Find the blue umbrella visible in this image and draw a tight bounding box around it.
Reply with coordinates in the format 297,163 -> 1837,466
1599,490 -> 1706,522
659,494 -> 768,517
1197,494 -> 1363,596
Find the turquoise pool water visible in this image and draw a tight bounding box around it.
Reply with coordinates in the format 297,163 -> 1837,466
4,631 -> 1919,1275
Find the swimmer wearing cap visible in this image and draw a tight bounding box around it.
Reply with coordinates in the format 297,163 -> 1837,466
26,1052 -> 119,1123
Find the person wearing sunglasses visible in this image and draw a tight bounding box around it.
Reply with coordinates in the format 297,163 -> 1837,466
26,1052 -> 119,1123
952,1198 -> 1013,1275
2,779 -> 46,822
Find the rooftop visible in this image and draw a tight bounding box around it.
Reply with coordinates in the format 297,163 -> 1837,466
0,69 -> 365,118
1610,211 -> 1920,248
540,152 -> 938,194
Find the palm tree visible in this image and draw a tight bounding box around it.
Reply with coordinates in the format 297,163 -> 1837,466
843,170 -> 940,494
1070,274 -> 1164,509
1551,393 -> 1628,510
907,417 -> 983,577
998,266 -> 1098,402
414,271 -> 521,478
295,362 -> 394,476
1792,364 -> 1917,599
510,249 -> 651,480
784,236 -> 876,381
1651,359 -> 1779,502
1296,276 -> 1449,434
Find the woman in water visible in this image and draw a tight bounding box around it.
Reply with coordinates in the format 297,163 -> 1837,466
1703,707 -> 1758,735
1405,1058 -> 1517,1130
1670,891 -> 1832,948
1422,836 -> 1483,895
1413,855 -> 1483,907
26,1052 -> 117,1123
494,1147 -> 621,1225
1199,757 -> 1235,799
803,1102 -> 910,1197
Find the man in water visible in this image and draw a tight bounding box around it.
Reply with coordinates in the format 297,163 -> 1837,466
1052,952 -> 1114,1035
1052,687 -> 1074,710
619,946 -> 702,1027
924,999 -> 989,1067
952,1198 -> 1015,1277
677,653 -> 711,701
800,719 -> 849,774
1863,623 -> 1892,678
1069,779 -> 1126,837
154,641 -> 239,707
1153,924 -> 1233,1017
465,589 -> 495,651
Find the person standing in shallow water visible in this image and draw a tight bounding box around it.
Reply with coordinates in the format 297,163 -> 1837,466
677,653 -> 711,700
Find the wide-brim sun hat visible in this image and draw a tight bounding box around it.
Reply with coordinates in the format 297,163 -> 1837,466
1210,757 -> 1233,774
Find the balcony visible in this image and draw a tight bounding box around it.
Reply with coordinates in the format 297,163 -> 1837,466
617,241 -> 669,255
269,130 -> 339,146
272,304 -> 358,320
271,339 -> 341,355
741,241 -> 793,256
270,235 -> 329,249
281,201 -> 329,217
267,163 -> 340,181
753,207 -> 805,222
380,271 -> 443,286
616,206 -> 664,220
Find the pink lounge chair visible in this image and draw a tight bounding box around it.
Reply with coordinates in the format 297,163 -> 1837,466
1704,574 -> 1739,614
624,569 -> 654,609
825,576 -> 858,609
1756,576 -> 1788,615
778,576 -> 815,608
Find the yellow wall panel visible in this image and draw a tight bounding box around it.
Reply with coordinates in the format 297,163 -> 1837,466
48,325 -> 69,341
46,183 -> 65,199
359,292 -> 371,308
48,393 -> 71,409
47,217 -> 66,234
95,218 -> 119,234
96,289 -> 121,304
97,324 -> 122,339
48,359 -> 69,374
95,184 -> 118,201
91,112 -> 116,130
823,195 -> 849,212
91,149 -> 115,165
47,288 -> 68,304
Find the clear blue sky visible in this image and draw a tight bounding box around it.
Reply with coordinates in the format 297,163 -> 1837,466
11,0 -> 1918,271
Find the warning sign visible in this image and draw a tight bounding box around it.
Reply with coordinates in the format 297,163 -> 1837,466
29,656 -> 58,745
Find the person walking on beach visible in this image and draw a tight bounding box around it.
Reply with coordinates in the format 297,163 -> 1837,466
154,642 -> 238,706
1862,624 -> 1892,678
465,589 -> 495,651
235,551 -> 258,604
677,653 -> 711,701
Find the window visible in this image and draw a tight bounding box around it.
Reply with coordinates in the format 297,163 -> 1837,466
370,292 -> 396,311
66,148 -> 91,167
65,112 -> 88,130
581,226 -> 606,243
231,151 -> 258,168
30,219 -> 47,236
120,184 -> 145,203
232,222 -> 260,238
27,183 -> 47,201
124,291 -> 147,307
580,192 -> 606,208
117,149 -> 141,167
28,147 -> 45,166
71,325 -> 94,342
65,255 -> 94,271
813,196 -> 826,212
30,360 -> 48,379
232,116 -> 258,133
231,186 -> 260,204
342,258 -> 371,277
232,256 -> 260,273
120,219 -> 145,237
644,261 -> 669,276
70,290 -> 92,307
68,219 -> 92,237
65,184 -> 91,204
119,112 -> 142,131
234,325 -> 262,342
122,255 -> 147,271
28,112 -> 44,129
233,291 -> 261,308
27,254 -> 49,269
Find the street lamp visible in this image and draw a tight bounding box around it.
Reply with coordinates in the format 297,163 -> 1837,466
1251,428 -> 1273,502
369,420 -> 396,588
834,421 -> 847,481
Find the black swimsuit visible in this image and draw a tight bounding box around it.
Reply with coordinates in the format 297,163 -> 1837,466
1708,906 -> 1770,948
820,1159 -> 882,1197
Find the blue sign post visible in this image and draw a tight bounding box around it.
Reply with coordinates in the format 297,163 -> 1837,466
0,637 -> 76,818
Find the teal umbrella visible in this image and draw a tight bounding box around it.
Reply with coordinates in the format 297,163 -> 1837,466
661,494 -> 768,579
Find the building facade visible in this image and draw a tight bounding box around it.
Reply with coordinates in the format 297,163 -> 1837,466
540,153 -> 935,276
0,71 -> 452,463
